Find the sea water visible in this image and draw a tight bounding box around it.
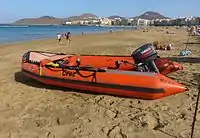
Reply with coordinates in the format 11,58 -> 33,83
0,24 -> 134,44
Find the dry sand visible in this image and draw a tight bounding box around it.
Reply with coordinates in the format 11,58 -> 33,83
0,26 -> 200,138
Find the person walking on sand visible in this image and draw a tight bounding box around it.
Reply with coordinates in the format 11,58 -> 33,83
66,32 -> 71,46
66,32 -> 71,41
57,33 -> 61,44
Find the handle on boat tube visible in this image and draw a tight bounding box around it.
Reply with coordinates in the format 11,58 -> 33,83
44,62 -> 106,72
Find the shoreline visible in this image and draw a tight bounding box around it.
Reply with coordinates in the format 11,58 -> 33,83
0,26 -> 135,46
0,28 -> 135,47
1,23 -> 136,27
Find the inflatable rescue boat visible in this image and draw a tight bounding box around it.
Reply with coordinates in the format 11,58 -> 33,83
21,44 -> 187,99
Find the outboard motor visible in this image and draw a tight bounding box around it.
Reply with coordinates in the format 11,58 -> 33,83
131,43 -> 159,73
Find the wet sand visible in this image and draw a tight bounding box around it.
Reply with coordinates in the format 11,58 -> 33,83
0,26 -> 200,138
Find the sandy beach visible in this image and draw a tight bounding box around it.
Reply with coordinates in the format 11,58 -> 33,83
0,26 -> 200,138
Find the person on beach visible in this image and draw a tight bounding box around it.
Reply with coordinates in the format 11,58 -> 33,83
65,32 -> 71,47
57,33 -> 61,44
66,32 -> 71,42
109,28 -> 113,33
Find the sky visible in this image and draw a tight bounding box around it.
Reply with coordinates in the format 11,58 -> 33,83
0,0 -> 200,23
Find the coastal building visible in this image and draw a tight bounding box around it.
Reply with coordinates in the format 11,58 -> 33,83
153,18 -> 171,26
71,20 -> 81,25
137,18 -> 151,26
185,16 -> 198,25
91,19 -> 100,24
64,14 -> 200,26
120,18 -> 129,26
69,19 -> 100,25
164,16 -> 199,26
128,19 -> 138,26
79,20 -> 84,24
112,19 -> 121,26
65,21 -> 72,25
100,18 -> 112,25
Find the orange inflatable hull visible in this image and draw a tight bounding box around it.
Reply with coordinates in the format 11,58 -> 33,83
21,51 -> 187,100
27,51 -> 183,75
64,55 -> 183,75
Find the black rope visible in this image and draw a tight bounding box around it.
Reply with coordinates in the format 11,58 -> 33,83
190,74 -> 200,138
110,60 -> 135,70
44,64 -> 98,83
73,68 -> 95,78
185,34 -> 191,51
45,64 -> 98,80
62,67 -> 97,83
91,72 -> 97,83
121,60 -> 135,66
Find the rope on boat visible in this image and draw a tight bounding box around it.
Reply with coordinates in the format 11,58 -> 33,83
121,60 -> 135,66
44,61 -> 105,82
75,69 -> 97,83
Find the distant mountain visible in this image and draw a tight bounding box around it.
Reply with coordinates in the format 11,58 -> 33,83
66,13 -> 99,21
131,11 -> 169,20
108,15 -> 125,20
13,11 -> 170,25
13,16 -> 65,25
79,13 -> 98,18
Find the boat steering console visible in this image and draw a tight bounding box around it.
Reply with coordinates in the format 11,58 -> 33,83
131,43 -> 160,73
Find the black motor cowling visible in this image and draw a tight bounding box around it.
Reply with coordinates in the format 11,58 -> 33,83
131,43 -> 159,73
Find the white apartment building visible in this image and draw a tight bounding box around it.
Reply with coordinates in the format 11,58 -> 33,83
65,21 -> 72,25
100,18 -> 112,25
137,18 -> 151,26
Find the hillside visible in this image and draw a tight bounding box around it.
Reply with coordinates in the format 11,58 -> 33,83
132,11 -> 169,20
13,16 -> 65,25
66,13 -> 99,21
107,15 -> 125,20
13,11 -> 170,25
